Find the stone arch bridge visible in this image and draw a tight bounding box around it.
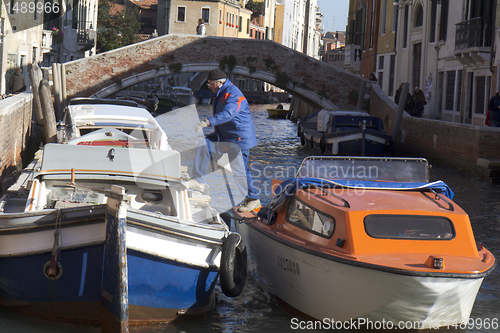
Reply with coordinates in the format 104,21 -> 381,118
64,34 -> 365,111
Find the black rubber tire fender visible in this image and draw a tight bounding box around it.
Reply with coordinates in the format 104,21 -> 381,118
319,137 -> 326,154
220,233 -> 247,297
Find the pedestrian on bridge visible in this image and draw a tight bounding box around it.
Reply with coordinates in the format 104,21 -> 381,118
487,89 -> 500,127
196,18 -> 206,36
9,67 -> 26,94
191,68 -> 261,212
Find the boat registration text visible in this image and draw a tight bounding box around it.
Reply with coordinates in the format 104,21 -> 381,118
277,255 -> 300,275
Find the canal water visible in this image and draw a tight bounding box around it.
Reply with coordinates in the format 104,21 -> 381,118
1,103 -> 499,332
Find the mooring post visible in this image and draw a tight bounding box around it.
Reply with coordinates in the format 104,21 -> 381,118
61,63 -> 67,109
391,82 -> 409,141
28,63 -> 46,143
39,79 -> 58,143
357,81 -> 366,111
52,63 -> 63,121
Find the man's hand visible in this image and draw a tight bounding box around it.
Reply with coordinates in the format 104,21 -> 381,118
195,119 -> 210,132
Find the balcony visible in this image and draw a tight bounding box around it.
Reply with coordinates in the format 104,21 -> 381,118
78,29 -> 96,46
455,17 -> 493,65
455,17 -> 493,51
64,20 -> 96,49
41,30 -> 54,53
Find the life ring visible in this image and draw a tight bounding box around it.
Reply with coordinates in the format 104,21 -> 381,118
220,233 -> 247,297
319,137 -> 326,154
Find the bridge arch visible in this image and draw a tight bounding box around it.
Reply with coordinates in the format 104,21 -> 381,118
90,63 -> 336,109
64,34 -> 365,110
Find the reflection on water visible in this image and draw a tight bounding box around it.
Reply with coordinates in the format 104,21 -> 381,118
1,103 -> 499,332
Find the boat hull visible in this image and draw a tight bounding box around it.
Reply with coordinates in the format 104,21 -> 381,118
0,244 -> 104,323
101,199 -> 224,329
127,248 -> 218,324
237,221 -> 483,329
267,108 -> 290,119
303,128 -> 389,156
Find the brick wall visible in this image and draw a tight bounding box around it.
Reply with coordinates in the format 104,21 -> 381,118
0,92 -> 38,184
369,82 -> 500,174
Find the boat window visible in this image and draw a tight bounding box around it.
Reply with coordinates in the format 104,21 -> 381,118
364,215 -> 455,240
286,197 -> 335,238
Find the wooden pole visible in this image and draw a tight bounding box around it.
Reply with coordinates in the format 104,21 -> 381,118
61,63 -> 67,109
39,79 -> 58,143
52,63 -> 62,121
357,81 -> 366,111
391,82 -> 409,142
28,63 -> 46,143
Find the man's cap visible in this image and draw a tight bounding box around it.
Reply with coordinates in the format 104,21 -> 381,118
207,68 -> 227,81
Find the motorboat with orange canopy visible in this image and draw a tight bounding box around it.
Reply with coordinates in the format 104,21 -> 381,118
233,156 -> 496,329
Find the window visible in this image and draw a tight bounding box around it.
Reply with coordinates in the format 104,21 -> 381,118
389,55 -> 395,96
369,0 -> 375,48
429,0 -> 437,42
445,71 -> 456,110
403,5 -> 409,48
238,16 -> 242,32
10,0 -> 16,14
439,0 -> 449,41
219,9 -> 222,24
286,197 -> 335,238
414,4 -> 423,27
392,2 -> 398,33
34,0 -> 38,20
202,8 -> 210,24
475,76 -> 487,114
177,6 -> 185,22
246,18 -> 250,34
381,0 -> 387,35
378,55 -> 384,70
412,43 -> 421,89
457,70 -> 463,113
364,215 -> 455,240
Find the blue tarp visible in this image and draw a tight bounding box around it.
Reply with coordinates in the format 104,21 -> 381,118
257,177 -> 454,224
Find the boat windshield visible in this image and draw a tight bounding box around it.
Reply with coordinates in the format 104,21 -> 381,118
296,157 -> 428,182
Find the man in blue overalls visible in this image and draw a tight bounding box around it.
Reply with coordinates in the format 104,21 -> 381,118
191,68 -> 261,212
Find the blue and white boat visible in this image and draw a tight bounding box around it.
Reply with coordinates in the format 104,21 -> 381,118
0,99 -> 246,330
297,110 -> 393,156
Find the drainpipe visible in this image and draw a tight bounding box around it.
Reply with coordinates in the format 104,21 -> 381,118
490,0 -> 497,80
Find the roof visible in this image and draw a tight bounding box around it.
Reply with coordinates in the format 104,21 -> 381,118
129,0 -> 157,10
109,3 -> 125,16
68,103 -> 159,128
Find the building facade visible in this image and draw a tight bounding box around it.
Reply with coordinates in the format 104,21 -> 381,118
1,0 -> 44,94
347,0 -> 498,126
274,0 -> 321,58
159,0 -> 251,38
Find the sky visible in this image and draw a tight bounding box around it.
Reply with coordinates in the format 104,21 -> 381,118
317,0 -> 349,33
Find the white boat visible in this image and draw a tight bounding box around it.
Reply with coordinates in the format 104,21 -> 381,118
0,99 -> 246,330
233,156 -> 495,329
